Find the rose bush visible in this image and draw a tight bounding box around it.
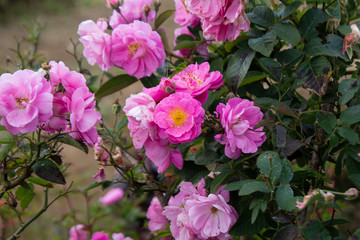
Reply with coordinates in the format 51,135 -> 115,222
1,0 -> 360,239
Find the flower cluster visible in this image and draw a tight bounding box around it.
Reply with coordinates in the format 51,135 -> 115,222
177,0 -> 250,42
124,62 -> 223,172
146,179 -> 238,239
78,0 -> 165,78
0,62 -> 101,146
69,225 -> 132,240
215,97 -> 266,159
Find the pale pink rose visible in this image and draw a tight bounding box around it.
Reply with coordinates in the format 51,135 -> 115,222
112,233 -> 133,240
123,93 -> 157,149
78,19 -> 113,71
0,70 -> 53,135
111,21 -> 165,78
153,92 -> 205,144
146,197 -> 168,232
180,178 -> 207,197
94,137 -> 109,163
69,87 -> 102,147
106,0 -> 119,8
109,0 -> 155,29
91,231 -> 110,240
173,27 -> 209,59
215,98 -> 266,159
144,138 -> 183,173
171,62 -> 223,104
93,168 -> 106,182
174,0 -> 200,27
186,194 -> 238,239
69,224 -> 88,240
99,188 -> 124,206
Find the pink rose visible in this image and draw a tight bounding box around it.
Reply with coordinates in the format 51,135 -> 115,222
91,231 -> 110,240
109,0 -> 155,29
99,188 -> 124,206
174,0 -> 200,27
0,70 -> 53,134
69,224 -> 88,240
141,78 -> 173,103
146,197 -> 168,232
215,98 -> 266,159
112,233 -> 133,240
69,87 -> 102,147
184,0 -> 223,19
93,168 -> 105,182
111,21 -> 165,78
171,62 -> 223,104
106,0 -> 119,8
78,19 -> 113,71
153,92 -> 204,144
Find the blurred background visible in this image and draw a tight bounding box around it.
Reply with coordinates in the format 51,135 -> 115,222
0,0 -> 175,239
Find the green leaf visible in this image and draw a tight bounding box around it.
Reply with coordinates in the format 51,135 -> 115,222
279,159 -> 294,185
27,177 -> 53,188
0,143 -> 15,161
95,74 -> 138,99
302,221 -> 331,240
140,74 -> 159,88
275,49 -> 303,66
273,225 -> 300,240
210,171 -> 234,193
299,8 -> 329,40
173,40 -> 196,51
257,57 -> 281,81
230,209 -> 266,236
225,47 -> 255,92
174,160 -> 209,183
273,23 -> 301,45
248,31 -> 277,57
316,113 -> 337,134
239,71 -> 269,87
210,58 -> 224,72
247,5 -> 275,28
195,149 -> 218,165
337,126 -> 359,145
279,1 -> 302,19
32,159 -> 66,185
175,34 -> 195,44
239,180 -> 270,196
338,78 -> 359,106
155,9 -> 175,29
257,151 -> 283,183
327,0 -> 341,21
0,131 -> 16,144
340,105 -> 360,125
275,185 -> 296,211
58,135 -> 89,154
116,116 -> 128,132
348,174 -> 360,188
16,185 -> 35,210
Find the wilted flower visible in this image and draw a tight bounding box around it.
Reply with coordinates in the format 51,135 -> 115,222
93,168 -> 106,182
153,92 -> 205,144
345,188 -> 359,200
215,98 -> 266,159
94,137 -> 109,164
78,19 -> 113,71
99,188 -> 124,206
320,190 -> 335,203
342,24 -> 360,54
111,21 -> 165,78
0,70 -> 53,135
296,191 -> 318,210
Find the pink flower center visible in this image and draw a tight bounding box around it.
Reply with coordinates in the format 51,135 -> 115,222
128,42 -> 140,56
211,207 -> 218,213
16,97 -> 29,108
168,107 -> 188,127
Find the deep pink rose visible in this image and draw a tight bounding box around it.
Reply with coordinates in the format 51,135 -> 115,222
109,0 -> 155,29
111,21 -> 165,78
146,197 -> 168,232
69,87 -> 102,147
0,70 -> 53,134
141,78 -> 173,103
215,98 -> 266,159
69,224 -> 88,240
174,0 -> 200,27
99,188 -> 124,206
78,19 -> 113,71
91,231 -> 110,240
171,62 -> 223,104
153,92 -> 204,144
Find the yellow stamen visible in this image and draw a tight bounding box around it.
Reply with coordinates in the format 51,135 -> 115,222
16,97 -> 29,108
128,42 -> 139,56
168,107 -> 188,127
